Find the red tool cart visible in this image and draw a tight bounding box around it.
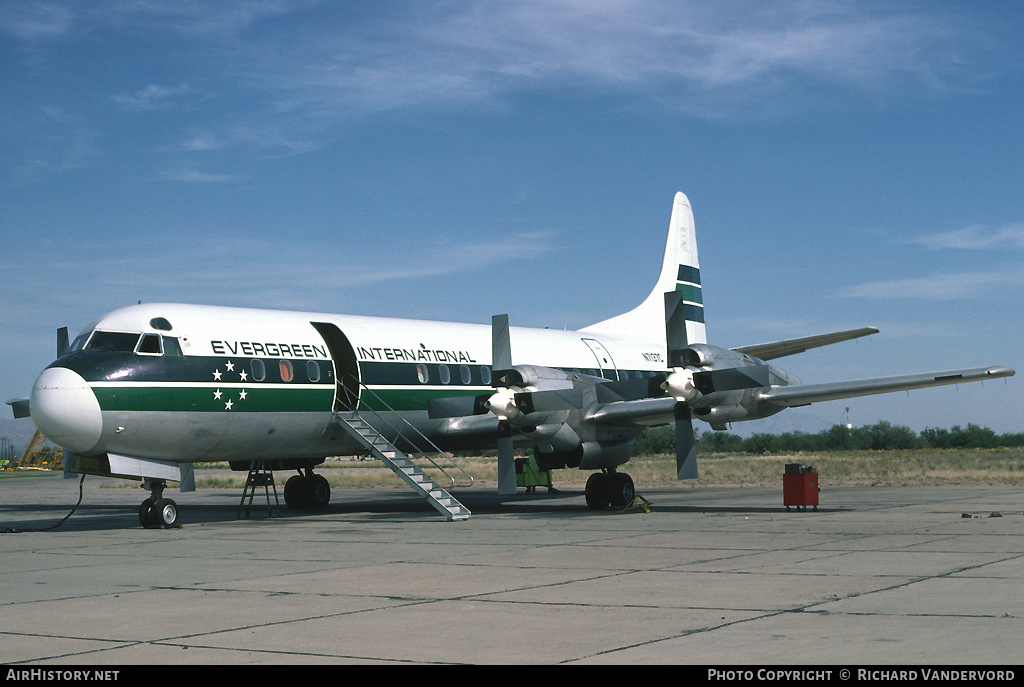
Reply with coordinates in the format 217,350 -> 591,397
783,463 -> 818,511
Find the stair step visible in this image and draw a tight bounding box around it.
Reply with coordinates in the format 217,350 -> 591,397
327,410 -> 471,521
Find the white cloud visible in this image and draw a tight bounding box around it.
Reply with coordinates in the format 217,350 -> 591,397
910,224 -> 1024,250
0,3 -> 74,40
157,167 -> 240,183
837,265 -> 1024,300
113,84 -> 190,111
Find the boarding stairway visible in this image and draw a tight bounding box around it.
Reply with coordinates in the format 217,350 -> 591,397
324,377 -> 472,521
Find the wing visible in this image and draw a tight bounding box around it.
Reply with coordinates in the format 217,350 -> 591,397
733,327 -> 878,361
587,365 -> 1015,429
755,365 -> 1015,408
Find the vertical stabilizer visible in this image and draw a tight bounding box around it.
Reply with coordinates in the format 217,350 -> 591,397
581,192 -> 706,345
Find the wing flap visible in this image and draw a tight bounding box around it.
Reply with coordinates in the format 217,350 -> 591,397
757,366 -> 1015,408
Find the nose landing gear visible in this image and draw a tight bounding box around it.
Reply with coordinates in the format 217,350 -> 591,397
139,478 -> 179,529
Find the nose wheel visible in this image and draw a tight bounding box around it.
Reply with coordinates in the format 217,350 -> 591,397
138,479 -> 179,528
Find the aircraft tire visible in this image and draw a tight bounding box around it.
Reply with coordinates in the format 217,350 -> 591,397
284,475 -> 306,510
607,473 -> 635,508
308,475 -> 331,510
152,499 -> 178,528
139,498 -> 156,528
585,473 -> 610,510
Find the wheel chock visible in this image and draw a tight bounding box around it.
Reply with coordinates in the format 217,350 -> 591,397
617,493 -> 652,514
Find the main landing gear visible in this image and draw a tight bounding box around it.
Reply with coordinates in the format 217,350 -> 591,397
585,470 -> 635,510
283,468 -> 331,511
139,478 -> 179,529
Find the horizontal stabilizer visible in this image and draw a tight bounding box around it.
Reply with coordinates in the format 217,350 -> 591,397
6,398 -> 30,419
757,366 -> 1015,408
734,327 -> 879,361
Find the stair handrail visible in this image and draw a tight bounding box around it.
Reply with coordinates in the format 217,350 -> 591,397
337,373 -> 475,489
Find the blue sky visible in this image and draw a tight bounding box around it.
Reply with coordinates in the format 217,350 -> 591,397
2,0 -> 1022,442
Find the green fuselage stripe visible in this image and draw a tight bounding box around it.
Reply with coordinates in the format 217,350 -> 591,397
89,384 -> 480,414
92,385 -> 334,413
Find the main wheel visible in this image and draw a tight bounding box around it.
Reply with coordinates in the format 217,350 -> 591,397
308,474 -> 331,510
284,475 -> 307,509
585,473 -> 610,510
607,473 -> 635,508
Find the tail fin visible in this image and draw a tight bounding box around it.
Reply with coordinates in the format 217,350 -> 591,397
581,192 -> 706,345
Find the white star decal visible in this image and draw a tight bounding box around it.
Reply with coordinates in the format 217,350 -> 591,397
225,399 -> 233,410
239,370 -> 248,381
213,389 -> 222,400
238,390 -> 247,400
225,361 -> 235,371
213,369 -> 222,381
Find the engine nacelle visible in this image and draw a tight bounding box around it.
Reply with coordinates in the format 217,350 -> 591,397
500,364 -> 574,389
534,439 -> 633,471
519,422 -> 582,453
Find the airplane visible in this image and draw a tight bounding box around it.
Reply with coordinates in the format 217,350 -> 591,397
7,192 -> 1015,528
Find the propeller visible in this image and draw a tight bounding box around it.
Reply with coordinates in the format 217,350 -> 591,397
661,292 -> 770,479
663,291 -> 698,479
490,315 -> 517,495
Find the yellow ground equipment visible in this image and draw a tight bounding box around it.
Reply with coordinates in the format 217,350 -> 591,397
18,429 -> 64,470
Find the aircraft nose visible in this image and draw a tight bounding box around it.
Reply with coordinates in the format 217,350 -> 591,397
30,367 -> 103,455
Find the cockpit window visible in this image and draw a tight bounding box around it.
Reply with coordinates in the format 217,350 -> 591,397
85,331 -> 141,352
137,334 -> 162,355
162,336 -> 183,357
150,317 -> 173,331
69,333 -> 90,353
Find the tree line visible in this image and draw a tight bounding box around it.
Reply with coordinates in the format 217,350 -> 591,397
633,422 -> 1024,456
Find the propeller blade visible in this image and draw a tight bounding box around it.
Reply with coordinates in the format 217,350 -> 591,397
674,403 -> 698,480
57,327 -> 69,358
496,421 -> 517,494
427,394 -> 490,419
492,314 -> 513,374
514,387 -> 583,414
664,291 -> 689,365
693,365 -> 770,394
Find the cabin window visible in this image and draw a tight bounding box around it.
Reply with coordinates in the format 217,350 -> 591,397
162,337 -> 183,357
460,365 -> 471,384
86,331 -> 140,352
279,360 -> 294,382
416,364 -> 429,384
251,359 -> 266,382
480,365 -> 491,385
137,334 -> 162,355
149,317 -> 173,331
307,360 -> 321,382
439,364 -> 451,384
